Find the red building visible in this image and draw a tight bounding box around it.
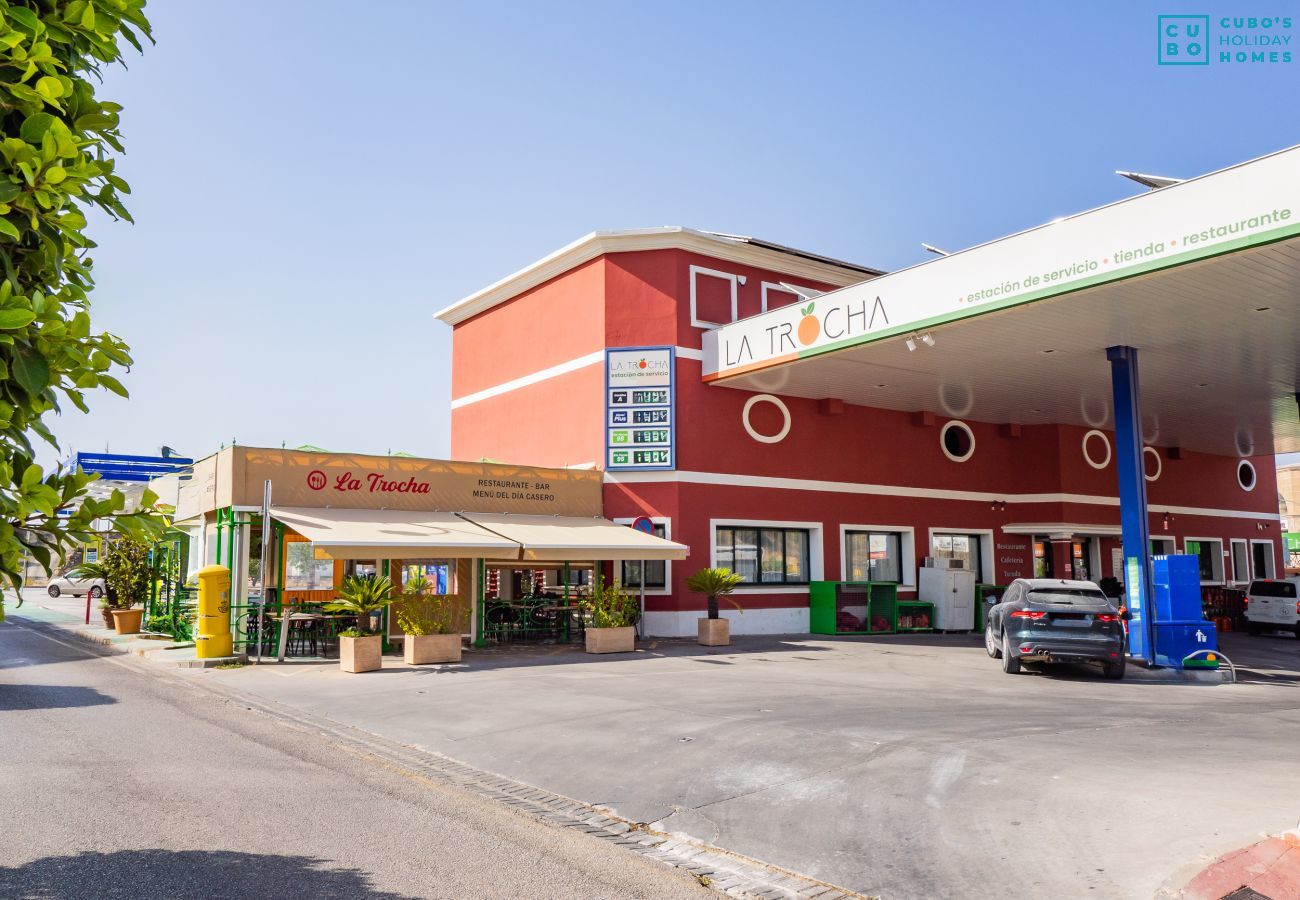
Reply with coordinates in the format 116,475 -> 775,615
438,219 -> 1288,636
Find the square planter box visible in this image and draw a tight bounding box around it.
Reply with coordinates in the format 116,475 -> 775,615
404,633 -> 462,665
585,625 -> 636,654
697,617 -> 730,646
111,608 -> 143,635
340,634 -> 383,673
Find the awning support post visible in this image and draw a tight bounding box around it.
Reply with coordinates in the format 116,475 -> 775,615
1107,345 -> 1156,665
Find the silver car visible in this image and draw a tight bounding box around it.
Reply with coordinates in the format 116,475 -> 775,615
46,573 -> 106,599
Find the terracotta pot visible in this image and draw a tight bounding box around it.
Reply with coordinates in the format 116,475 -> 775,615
111,608 -> 143,635
697,617 -> 730,646
340,634 -> 382,673
585,625 -> 635,654
100,607 -> 115,629
404,633 -> 462,665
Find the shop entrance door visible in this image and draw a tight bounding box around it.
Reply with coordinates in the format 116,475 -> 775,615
1072,538 -> 1093,582
1033,538 -> 1052,578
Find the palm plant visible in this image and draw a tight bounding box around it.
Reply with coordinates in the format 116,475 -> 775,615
324,574 -> 395,635
685,567 -> 744,620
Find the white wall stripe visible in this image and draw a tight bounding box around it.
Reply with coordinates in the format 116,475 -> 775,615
604,469 -> 1280,523
452,346 -> 703,409
451,351 -> 605,410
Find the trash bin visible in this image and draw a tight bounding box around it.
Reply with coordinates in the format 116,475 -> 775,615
1153,620 -> 1218,669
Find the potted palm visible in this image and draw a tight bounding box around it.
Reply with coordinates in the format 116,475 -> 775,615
686,567 -> 744,646
325,574 -> 395,673
392,576 -> 462,665
580,575 -> 639,654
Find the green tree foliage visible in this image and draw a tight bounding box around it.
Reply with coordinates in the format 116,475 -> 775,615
0,1 -> 166,605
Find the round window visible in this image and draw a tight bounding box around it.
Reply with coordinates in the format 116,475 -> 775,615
742,394 -> 791,444
1143,446 -> 1162,482
1082,430 -> 1111,470
940,420 -> 975,462
1237,460 -> 1256,492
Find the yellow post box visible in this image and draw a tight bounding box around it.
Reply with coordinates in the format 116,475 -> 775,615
196,564 -> 233,659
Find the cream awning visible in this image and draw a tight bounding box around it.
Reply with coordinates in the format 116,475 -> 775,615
270,507 -> 519,559
459,512 -> 689,562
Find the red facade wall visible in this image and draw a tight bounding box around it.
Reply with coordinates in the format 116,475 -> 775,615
451,243 -> 1284,629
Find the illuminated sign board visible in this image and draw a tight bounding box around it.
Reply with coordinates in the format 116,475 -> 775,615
606,347 -> 675,471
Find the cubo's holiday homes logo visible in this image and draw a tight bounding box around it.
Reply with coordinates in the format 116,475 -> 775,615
1159,14 -> 1293,65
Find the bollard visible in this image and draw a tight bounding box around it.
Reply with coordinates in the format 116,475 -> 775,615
196,565 -> 233,658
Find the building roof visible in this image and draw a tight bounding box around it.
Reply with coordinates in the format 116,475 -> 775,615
434,227 -> 884,326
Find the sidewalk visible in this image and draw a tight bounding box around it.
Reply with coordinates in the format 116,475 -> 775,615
4,595 -> 216,668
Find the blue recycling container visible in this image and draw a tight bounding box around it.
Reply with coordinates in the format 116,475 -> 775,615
1152,620 -> 1218,668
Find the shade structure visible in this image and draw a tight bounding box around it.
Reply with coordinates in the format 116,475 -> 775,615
269,507 -> 518,559
459,512 -> 690,562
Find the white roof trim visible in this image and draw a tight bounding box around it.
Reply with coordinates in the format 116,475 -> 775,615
435,227 -> 879,326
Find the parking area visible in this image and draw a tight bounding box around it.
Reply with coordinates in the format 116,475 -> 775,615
168,625 -> 1298,900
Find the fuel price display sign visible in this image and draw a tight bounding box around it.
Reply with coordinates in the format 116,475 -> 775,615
606,347 -> 675,470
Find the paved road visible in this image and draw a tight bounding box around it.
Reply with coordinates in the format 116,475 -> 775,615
0,618 -> 708,900
193,627 -> 1300,900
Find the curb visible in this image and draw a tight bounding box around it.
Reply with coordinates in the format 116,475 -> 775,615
8,612 -> 869,900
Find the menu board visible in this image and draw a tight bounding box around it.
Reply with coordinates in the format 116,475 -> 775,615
606,347 -> 675,470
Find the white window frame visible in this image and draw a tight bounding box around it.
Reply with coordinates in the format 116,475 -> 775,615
1183,536 -> 1225,585
927,527 -> 995,583
612,516 -> 672,595
1229,538 -> 1250,584
1151,536 -> 1177,556
839,524 -> 916,587
689,265 -> 739,329
709,518 -> 823,594
1250,539 -> 1277,580
760,281 -> 819,313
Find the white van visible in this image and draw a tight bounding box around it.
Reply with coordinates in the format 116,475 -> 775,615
1244,577 -> 1300,637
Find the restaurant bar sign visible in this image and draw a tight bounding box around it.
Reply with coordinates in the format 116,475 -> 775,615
605,346 -> 675,471
174,446 -> 604,519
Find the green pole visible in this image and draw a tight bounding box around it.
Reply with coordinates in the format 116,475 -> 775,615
475,558 -> 486,648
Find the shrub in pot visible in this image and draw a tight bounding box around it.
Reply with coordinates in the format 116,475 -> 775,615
393,576 -> 462,665
580,576 -> 639,654
325,574 -> 394,673
75,541 -> 152,635
685,567 -> 744,646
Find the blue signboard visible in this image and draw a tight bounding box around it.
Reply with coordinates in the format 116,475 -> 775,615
605,347 -> 675,471
74,452 -> 194,482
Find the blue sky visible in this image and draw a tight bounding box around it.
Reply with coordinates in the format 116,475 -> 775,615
53,0 -> 1300,466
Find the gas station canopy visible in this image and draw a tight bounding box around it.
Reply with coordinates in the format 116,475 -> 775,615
702,145 -> 1300,457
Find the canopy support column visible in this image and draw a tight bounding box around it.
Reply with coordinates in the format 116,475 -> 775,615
1107,345 -> 1156,665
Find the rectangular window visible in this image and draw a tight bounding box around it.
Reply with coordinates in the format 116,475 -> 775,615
1252,541 -> 1276,580
1230,540 -> 1250,584
621,524 -> 667,589
1151,537 -> 1177,557
715,526 -> 810,585
1184,538 -> 1224,583
402,560 -> 454,595
932,533 -> 982,582
284,542 -> 334,591
845,531 -> 902,583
